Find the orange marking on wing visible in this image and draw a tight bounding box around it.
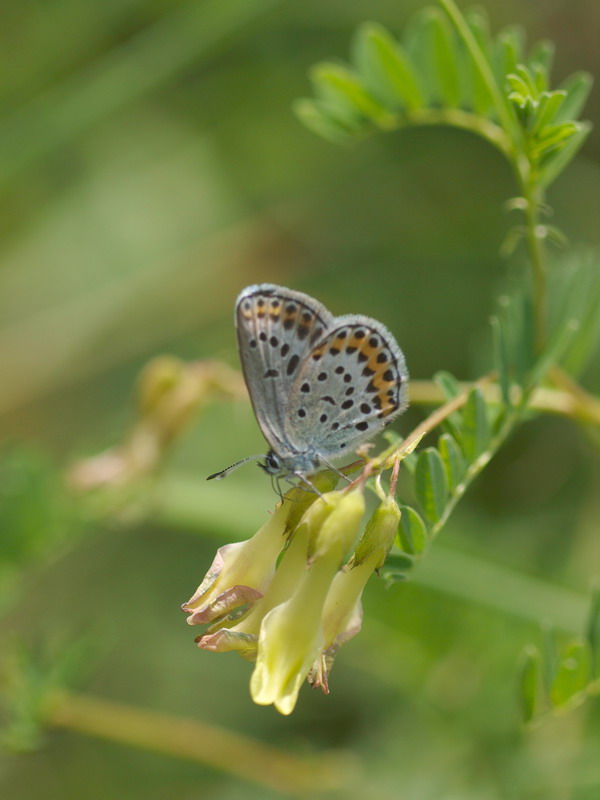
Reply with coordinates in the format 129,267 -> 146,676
366,345 -> 398,415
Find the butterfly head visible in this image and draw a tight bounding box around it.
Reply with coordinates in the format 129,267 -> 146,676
260,450 -> 283,476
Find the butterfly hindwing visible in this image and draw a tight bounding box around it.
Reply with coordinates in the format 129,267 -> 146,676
284,315 -> 409,458
235,284 -> 334,453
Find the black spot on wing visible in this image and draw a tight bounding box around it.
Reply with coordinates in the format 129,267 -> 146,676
286,354 -> 300,375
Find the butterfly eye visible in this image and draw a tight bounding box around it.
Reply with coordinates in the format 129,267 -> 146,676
264,452 -> 281,474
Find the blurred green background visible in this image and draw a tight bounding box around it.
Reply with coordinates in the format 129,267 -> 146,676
1,1 -> 600,798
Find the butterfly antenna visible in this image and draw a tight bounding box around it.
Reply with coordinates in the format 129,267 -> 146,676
207,455 -> 265,481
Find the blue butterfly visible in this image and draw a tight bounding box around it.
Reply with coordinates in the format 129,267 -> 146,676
209,284 -> 408,487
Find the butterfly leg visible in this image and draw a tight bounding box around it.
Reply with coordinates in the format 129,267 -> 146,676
319,457 -> 352,484
293,473 -> 326,498
271,473 -> 285,501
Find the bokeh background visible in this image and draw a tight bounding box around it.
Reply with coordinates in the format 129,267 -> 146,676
1,1 -> 600,798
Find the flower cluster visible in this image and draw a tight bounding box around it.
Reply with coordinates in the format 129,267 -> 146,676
182,471 -> 400,715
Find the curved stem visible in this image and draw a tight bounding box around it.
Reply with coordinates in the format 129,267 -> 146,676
402,108 -> 513,160
43,690 -> 352,795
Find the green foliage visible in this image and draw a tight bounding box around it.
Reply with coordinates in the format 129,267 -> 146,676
547,252 -> 600,378
2,637 -> 93,752
397,504 -> 428,556
519,645 -> 543,723
295,0 -> 592,191
415,447 -> 449,523
0,445 -> 81,572
519,590 -> 600,725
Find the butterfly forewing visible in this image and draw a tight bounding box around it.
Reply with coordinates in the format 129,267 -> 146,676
284,315 -> 408,458
235,284 -> 334,453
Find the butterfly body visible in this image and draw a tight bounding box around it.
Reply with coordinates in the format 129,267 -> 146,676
210,284 -> 409,484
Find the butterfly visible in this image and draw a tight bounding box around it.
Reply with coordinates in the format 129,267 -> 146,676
208,284 -> 409,489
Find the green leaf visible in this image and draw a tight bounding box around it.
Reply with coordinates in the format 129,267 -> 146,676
497,291 -> 535,387
519,645 -> 543,723
461,8 -> 495,116
531,63 -> 548,94
425,9 -> 461,107
530,91 -> 567,135
415,447 -> 449,524
461,388 -> 490,461
494,27 -> 522,85
434,369 -> 462,399
353,22 -> 425,111
379,550 -> 416,583
549,641 -> 591,707
506,73 -> 531,98
464,7 -> 494,61
513,64 -> 539,98
554,71 -> 593,123
552,255 -> 600,376
490,315 -> 511,405
586,584 -> 600,678
310,62 -> 394,127
538,122 -> 591,188
438,433 -> 466,490
402,9 -> 436,106
532,122 -> 579,158
293,98 -> 359,144
527,318 -> 580,389
541,625 -> 558,693
433,370 -> 464,442
528,40 -> 554,74
515,64 -> 539,99
397,504 -> 428,555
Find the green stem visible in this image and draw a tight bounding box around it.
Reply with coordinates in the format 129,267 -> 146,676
522,177 -> 548,352
402,108 -> 512,159
374,374 -> 496,470
43,690 -> 351,795
408,379 -> 600,427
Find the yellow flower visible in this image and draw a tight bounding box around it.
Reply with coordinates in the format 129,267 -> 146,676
184,478 -> 403,714
310,494 -> 401,692
181,500 -> 290,624
250,488 -> 365,715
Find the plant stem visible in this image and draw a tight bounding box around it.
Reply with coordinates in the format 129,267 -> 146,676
403,108 -> 512,159
43,690 -> 353,795
522,178 -> 548,352
375,374 -> 496,470
408,379 -> 600,427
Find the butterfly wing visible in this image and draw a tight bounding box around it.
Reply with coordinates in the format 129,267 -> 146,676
284,315 -> 408,459
235,284 -> 334,454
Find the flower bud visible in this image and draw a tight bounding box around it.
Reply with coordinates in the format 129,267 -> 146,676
352,494 -> 401,569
